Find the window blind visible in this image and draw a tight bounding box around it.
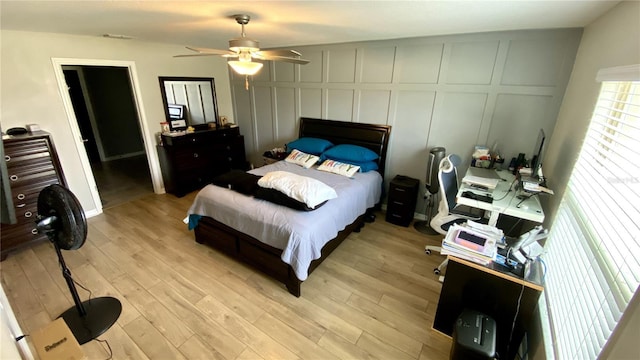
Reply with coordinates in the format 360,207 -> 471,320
543,79 -> 640,359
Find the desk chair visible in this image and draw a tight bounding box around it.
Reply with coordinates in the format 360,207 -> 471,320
426,154 -> 486,276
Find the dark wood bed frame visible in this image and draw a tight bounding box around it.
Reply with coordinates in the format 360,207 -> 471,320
193,118 -> 392,296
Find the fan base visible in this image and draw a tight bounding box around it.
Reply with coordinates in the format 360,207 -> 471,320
59,296 -> 122,345
413,220 -> 440,235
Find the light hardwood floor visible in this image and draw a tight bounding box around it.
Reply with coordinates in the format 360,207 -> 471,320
1,192 -> 452,359
91,155 -> 155,209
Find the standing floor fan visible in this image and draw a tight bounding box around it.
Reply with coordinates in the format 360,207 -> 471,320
414,147 -> 445,235
36,184 -> 121,345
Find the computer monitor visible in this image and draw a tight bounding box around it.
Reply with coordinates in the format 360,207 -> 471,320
167,104 -> 185,119
530,129 -> 545,176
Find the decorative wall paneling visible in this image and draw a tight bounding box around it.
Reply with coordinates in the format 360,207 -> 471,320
230,29 -> 582,213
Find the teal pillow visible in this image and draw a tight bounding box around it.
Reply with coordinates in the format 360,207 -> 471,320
322,144 -> 379,163
354,161 -> 379,172
287,137 -> 334,155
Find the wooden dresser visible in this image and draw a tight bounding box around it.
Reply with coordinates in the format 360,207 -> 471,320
157,126 -> 247,197
1,131 -> 67,260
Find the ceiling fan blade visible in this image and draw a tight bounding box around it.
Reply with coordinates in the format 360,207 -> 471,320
258,49 -> 303,57
261,56 -> 310,65
186,46 -> 235,55
174,53 -> 223,58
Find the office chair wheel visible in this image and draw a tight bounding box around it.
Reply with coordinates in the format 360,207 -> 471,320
425,249 -> 432,255
434,268 -> 441,275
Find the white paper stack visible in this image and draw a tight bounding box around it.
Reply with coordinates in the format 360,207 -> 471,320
441,222 -> 503,265
462,175 -> 500,190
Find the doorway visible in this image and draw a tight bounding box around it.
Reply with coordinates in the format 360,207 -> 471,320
62,65 -> 154,209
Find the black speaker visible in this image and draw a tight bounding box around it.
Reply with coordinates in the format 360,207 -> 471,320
426,147 -> 446,194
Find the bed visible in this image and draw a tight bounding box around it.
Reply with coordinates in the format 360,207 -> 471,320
187,118 -> 392,296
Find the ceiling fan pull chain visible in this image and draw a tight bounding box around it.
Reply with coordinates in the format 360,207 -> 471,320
245,75 -> 249,90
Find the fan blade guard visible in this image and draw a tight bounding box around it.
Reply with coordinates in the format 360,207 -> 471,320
37,184 -> 87,250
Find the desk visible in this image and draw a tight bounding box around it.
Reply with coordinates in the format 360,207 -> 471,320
433,255 -> 544,360
457,170 -> 544,226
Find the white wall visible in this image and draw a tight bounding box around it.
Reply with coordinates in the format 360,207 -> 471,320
534,1 -> 640,358
230,29 -> 582,211
0,30 -> 233,214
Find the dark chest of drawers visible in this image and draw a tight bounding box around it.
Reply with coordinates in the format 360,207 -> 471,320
1,131 -> 67,260
386,175 -> 420,227
157,126 -> 248,197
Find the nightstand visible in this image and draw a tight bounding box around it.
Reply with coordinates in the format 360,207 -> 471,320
262,156 -> 281,166
386,175 -> 420,227
261,151 -> 286,166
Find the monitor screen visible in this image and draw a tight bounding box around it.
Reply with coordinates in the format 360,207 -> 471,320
530,129 -> 545,175
167,104 -> 185,119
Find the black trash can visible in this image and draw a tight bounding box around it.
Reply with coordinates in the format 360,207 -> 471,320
450,309 -> 497,360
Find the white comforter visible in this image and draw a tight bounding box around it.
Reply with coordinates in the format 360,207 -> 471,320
187,161 -> 382,281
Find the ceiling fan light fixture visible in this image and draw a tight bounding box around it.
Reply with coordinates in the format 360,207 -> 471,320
229,38 -> 259,53
228,60 -> 263,76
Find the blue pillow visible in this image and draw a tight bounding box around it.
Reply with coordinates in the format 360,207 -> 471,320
322,144 -> 379,163
287,137 -> 334,155
354,161 -> 379,172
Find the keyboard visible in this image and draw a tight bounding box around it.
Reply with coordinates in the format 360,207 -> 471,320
461,191 -> 493,203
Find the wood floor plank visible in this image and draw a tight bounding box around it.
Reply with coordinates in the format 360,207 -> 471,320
356,331 -> 417,360
14,249 -> 72,319
76,240 -> 126,282
318,330 -> 379,360
253,312 -> 339,360
71,263 -> 141,327
147,282 -> 246,360
195,295 -> 299,360
347,293 -> 432,343
111,275 -> 194,347
235,347 -> 266,360
95,322 -> 150,360
0,255 -> 45,322
123,315 -> 188,360
99,241 -> 161,290
1,193 -> 450,360
304,281 -> 424,358
243,272 -> 363,345
178,335 -> 229,360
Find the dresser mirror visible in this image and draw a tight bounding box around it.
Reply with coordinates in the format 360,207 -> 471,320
158,76 -> 219,130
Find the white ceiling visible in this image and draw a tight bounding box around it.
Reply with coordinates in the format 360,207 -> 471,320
0,1 -> 620,51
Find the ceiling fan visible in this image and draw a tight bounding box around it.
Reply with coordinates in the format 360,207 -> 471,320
176,14 -> 310,89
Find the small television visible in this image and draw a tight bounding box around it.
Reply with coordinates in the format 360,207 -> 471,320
530,129 -> 546,177
167,104 -> 187,131
167,104 -> 185,119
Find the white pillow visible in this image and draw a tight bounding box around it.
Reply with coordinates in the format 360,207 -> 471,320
317,159 -> 360,178
258,171 -> 337,208
284,149 -> 320,169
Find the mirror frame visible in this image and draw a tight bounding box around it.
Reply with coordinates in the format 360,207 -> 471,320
158,76 -> 219,130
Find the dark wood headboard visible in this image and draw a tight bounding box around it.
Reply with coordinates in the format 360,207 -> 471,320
298,117 -> 392,177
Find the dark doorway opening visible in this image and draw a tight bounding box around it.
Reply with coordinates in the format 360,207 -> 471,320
63,66 -> 153,209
